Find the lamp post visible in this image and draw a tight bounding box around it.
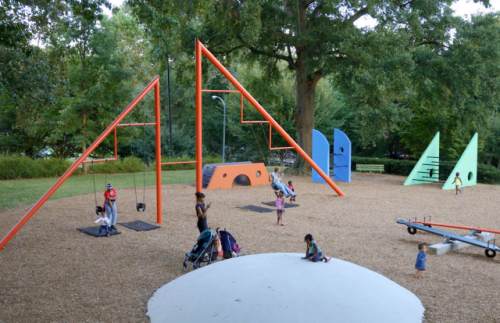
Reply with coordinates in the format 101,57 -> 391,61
212,95 -> 226,162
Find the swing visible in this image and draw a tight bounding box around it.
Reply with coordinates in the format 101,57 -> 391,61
132,123 -> 147,212
91,159 -> 108,216
256,122 -> 287,193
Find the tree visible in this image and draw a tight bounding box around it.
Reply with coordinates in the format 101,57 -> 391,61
398,13 -> 500,158
127,0 -> 477,172
0,46 -> 68,156
0,0 -> 110,50
51,2 -> 150,172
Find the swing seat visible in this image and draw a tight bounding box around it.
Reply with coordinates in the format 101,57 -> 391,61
271,183 -> 287,195
136,202 -> 146,212
95,206 -> 104,216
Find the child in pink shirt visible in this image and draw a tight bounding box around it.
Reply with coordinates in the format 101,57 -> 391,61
275,191 -> 285,226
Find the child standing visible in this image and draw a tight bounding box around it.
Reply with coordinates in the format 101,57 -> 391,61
94,213 -> 110,237
454,172 -> 463,195
301,234 -> 331,262
415,243 -> 427,278
195,191 -> 211,233
275,191 -> 285,226
287,180 -> 296,203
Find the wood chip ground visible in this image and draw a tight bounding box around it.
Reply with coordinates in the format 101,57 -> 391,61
0,173 -> 499,322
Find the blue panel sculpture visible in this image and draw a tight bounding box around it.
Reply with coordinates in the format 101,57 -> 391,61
333,128 -> 351,182
312,129 -> 330,183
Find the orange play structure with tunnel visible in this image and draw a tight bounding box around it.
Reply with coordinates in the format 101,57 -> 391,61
0,39 -> 344,250
207,163 -> 270,190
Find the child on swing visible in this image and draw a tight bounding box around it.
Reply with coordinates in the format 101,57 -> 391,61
275,190 -> 285,226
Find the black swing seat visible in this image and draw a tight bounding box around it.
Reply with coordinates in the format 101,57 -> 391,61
136,202 -> 146,212
95,206 -> 104,216
271,183 -> 287,195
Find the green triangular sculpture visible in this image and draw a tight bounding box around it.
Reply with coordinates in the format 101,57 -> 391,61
403,132 -> 440,186
442,133 -> 478,190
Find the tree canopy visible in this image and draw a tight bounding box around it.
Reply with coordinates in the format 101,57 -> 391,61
2,1 -> 500,174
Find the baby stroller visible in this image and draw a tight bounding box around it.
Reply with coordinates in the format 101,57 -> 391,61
217,228 -> 245,259
183,229 -> 218,271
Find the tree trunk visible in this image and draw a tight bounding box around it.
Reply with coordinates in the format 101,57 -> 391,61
293,58 -> 321,174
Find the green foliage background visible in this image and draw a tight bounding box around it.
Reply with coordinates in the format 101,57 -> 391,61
2,1 -> 500,183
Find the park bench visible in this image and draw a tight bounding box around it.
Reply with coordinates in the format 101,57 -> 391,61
356,164 -> 384,173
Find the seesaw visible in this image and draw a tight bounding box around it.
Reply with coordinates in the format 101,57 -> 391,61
413,215 -> 500,235
397,217 -> 500,258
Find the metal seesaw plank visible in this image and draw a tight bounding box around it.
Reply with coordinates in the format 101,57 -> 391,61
396,220 -> 500,252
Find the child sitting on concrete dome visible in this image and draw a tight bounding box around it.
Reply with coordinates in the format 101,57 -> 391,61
301,234 -> 331,263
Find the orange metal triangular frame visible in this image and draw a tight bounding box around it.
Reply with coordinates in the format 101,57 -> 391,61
194,39 -> 345,196
0,76 -> 163,250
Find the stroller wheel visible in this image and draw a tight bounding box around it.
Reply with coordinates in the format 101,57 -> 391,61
198,262 -> 204,268
183,262 -> 188,271
193,264 -> 197,270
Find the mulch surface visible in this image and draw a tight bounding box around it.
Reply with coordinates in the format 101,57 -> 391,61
1,173 -> 499,322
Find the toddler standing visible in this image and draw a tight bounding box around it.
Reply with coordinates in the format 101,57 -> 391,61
94,213 -> 110,237
415,243 -> 427,278
275,191 -> 285,226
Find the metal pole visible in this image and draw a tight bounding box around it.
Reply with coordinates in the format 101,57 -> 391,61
154,81 -> 162,224
212,95 -> 226,163
223,100 -> 226,162
167,56 -> 173,158
195,41 -> 203,192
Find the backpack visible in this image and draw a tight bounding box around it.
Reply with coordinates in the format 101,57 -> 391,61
219,229 -> 241,258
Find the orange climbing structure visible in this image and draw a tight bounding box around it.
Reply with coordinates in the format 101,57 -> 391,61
195,39 -> 344,196
207,163 -> 270,190
0,77 -> 165,250
0,40 -> 345,250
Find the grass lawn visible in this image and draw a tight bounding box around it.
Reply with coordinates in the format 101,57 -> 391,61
0,170 -> 195,211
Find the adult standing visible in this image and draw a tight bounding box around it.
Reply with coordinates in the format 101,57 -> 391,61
195,191 -> 211,233
269,167 -> 296,198
104,184 -> 119,232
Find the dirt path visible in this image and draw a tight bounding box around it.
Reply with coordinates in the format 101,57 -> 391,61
0,173 -> 499,322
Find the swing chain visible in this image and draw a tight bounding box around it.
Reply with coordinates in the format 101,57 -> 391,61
130,124 -> 146,212
104,159 -> 108,190
131,141 -> 138,204
259,121 -> 280,166
92,160 -> 97,207
143,123 -> 147,203
250,123 -> 267,165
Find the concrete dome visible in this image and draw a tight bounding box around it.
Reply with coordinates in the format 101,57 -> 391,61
148,253 -> 424,323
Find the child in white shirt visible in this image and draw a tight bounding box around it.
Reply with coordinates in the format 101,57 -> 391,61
94,214 -> 110,237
